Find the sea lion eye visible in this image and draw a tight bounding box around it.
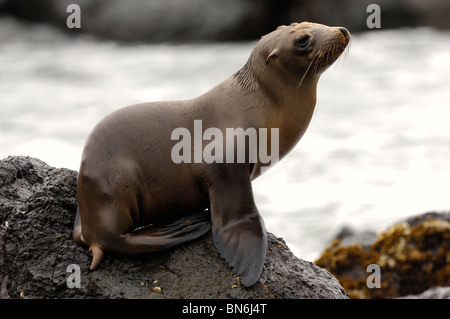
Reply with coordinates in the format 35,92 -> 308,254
296,35 -> 310,48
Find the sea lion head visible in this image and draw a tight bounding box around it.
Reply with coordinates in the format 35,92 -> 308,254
255,22 -> 350,89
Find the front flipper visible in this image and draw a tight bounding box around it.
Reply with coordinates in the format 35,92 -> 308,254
208,163 -> 267,287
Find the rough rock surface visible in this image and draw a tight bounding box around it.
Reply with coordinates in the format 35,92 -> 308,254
0,156 -> 348,299
315,212 -> 450,299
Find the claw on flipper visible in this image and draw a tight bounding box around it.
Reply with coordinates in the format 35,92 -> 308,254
89,244 -> 104,270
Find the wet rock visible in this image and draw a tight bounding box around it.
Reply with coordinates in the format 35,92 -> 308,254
315,211 -> 450,298
0,156 -> 348,299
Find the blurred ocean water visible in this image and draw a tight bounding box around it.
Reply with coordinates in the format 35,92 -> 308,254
1,18 -> 449,260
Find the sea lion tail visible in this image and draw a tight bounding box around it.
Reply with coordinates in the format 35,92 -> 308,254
89,244 -> 104,270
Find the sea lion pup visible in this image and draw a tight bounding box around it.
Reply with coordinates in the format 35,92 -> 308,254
73,22 -> 350,287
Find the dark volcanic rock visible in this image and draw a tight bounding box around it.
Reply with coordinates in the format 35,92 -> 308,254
0,156 -> 348,299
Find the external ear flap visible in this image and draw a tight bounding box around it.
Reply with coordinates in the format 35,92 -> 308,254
265,48 -> 278,65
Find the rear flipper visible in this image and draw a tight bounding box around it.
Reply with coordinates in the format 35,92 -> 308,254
87,210 -> 211,270
126,210 -> 212,249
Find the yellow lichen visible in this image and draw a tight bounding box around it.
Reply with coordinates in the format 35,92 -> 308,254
315,216 -> 450,299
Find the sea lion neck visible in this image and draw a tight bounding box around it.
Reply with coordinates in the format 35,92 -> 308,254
233,57 -> 260,96
227,51 -> 319,162
232,49 -> 318,108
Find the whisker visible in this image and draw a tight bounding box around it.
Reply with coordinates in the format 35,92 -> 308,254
296,53 -> 318,91
344,41 -> 351,61
296,33 -> 350,90
313,51 -> 323,74
313,56 -> 321,74
334,44 -> 350,70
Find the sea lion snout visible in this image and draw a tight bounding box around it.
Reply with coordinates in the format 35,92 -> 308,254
339,27 -> 349,39
309,25 -> 350,66
334,26 -> 351,47
327,26 -> 351,47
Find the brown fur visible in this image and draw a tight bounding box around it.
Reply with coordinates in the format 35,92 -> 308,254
74,22 -> 350,287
